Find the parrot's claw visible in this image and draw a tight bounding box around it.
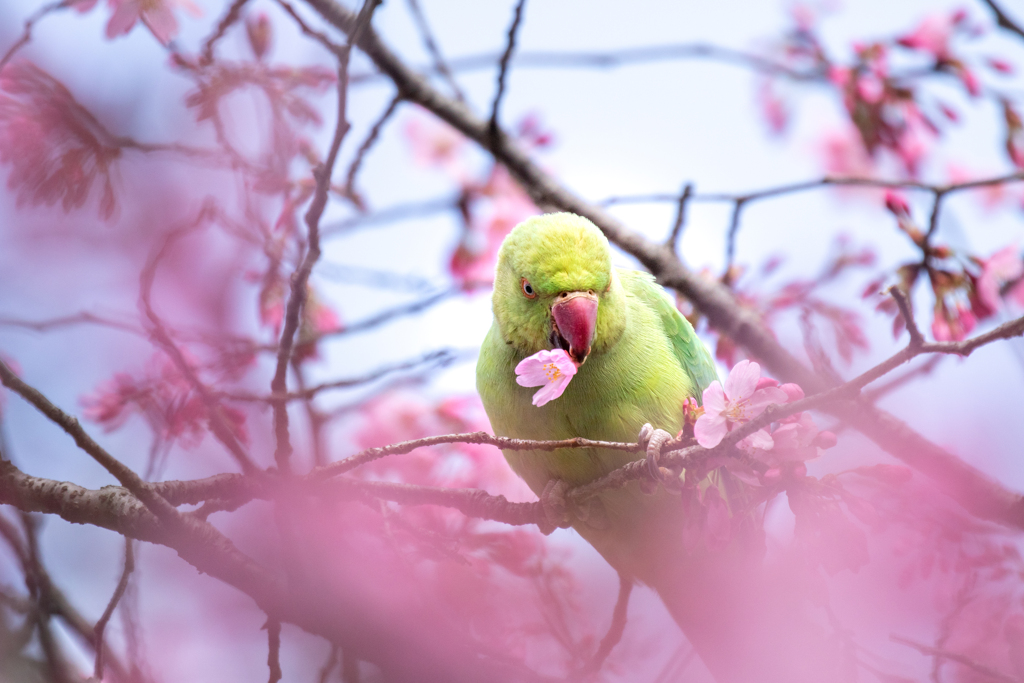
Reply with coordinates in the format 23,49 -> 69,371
639,424 -> 673,494
537,479 -> 573,535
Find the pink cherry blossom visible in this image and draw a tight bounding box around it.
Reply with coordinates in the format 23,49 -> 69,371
515,349 -> 578,407
897,14 -> 954,60
404,111 -> 467,177
105,0 -> 200,46
973,246 -> 1023,317
694,360 -> 788,448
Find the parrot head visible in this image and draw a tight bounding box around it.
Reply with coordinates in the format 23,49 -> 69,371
492,212 -> 625,365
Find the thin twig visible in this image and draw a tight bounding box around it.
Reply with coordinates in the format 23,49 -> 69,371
405,0 -> 466,101
0,0 -> 73,74
267,619 -> 282,683
666,183 -> 693,249
270,0 -> 381,472
318,645 -> 340,683
93,539 -> 135,680
598,171 -> 1024,208
138,205 -> 259,474
981,0 -> 1024,41
488,0 -> 528,148
199,0 -> 251,65
224,348 -> 469,402
574,573 -> 633,677
892,634 -> 1020,683
343,93 -> 403,207
274,0 -> 347,54
889,285 -> 924,348
723,198 -> 746,282
0,312 -> 142,336
347,43 -> 823,85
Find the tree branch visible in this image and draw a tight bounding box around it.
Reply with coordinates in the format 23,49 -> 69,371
980,0 -> 1024,42
488,0 -> 528,148
271,0 -> 380,472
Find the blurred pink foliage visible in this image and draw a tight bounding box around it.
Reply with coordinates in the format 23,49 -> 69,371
404,108 -> 549,289
104,0 -> 201,46
0,61 -> 122,219
82,352 -> 249,448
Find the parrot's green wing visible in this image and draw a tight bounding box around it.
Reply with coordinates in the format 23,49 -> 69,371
618,269 -> 718,402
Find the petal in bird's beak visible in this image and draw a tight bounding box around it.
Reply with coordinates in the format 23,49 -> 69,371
551,291 -> 598,365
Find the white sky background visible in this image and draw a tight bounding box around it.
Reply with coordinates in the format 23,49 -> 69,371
3,0 -> 1024,681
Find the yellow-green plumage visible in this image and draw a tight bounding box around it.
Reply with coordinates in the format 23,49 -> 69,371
475,212 -> 717,588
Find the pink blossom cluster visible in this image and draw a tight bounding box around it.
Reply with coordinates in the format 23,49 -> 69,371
710,235 -> 874,366
875,190 -> 1024,341
761,8 -> 1014,179
0,61 -> 121,219
81,353 -> 248,448
694,360 -> 835,476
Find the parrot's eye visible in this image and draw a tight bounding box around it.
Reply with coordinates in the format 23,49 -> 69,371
521,278 -> 537,299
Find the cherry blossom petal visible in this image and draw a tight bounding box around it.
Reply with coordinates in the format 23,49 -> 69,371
745,386 -> 789,416
724,359 -> 760,401
694,413 -> 728,448
779,383 -> 805,402
701,381 -> 726,415
142,4 -> 179,45
105,0 -> 141,38
738,428 -> 774,451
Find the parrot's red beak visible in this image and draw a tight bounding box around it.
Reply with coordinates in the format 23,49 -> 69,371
551,291 -> 599,366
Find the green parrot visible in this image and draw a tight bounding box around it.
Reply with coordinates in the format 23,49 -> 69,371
476,212 -> 829,683
476,211 -> 716,578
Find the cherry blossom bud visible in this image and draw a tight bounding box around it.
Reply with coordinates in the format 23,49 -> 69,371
988,58 -> 1014,75
755,377 -> 780,391
780,383 -> 804,402
246,13 -> 272,61
814,431 -> 838,449
884,190 -> 910,218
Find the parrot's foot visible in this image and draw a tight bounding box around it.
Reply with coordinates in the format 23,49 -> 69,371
537,479 -> 573,536
637,423 -> 675,495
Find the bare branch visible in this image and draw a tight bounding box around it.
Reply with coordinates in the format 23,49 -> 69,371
575,573 -> 633,677
309,288 -> 458,343
311,431 -> 642,482
405,0 -> 466,101
488,0 -> 528,148
343,93 -> 403,207
200,0 -> 252,65
267,619 -> 283,683
892,634 -> 1021,683
981,0 -> 1024,42
348,42 -> 821,85
93,539 -> 135,680
138,207 -> 259,474
321,196 -> 459,237
271,0 -> 381,472
723,198 -> 746,281
0,311 -> 142,336
889,285 -> 924,349
599,171 -> 1024,208
0,0 -> 74,74
665,182 -> 693,250
224,348 -> 471,402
